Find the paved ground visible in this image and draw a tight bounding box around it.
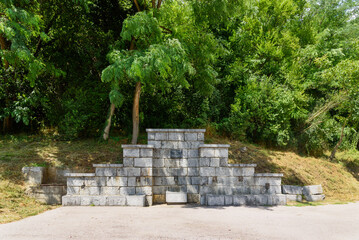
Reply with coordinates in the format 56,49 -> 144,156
1,203 -> 359,240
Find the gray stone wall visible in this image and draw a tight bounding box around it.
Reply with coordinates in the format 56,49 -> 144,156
62,129 -> 297,206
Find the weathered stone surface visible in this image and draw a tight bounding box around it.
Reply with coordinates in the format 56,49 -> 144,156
220,158 -> 229,167
187,193 -> 200,203
225,195 -> 233,205
106,177 -> 127,187
95,168 -> 117,177
233,195 -> 246,206
140,177 -> 152,186
136,187 -> 152,195
250,185 -> 282,194
210,158 -> 220,167
102,187 -> 120,195
187,185 -> 199,194
84,177 -> 106,187
164,159 -> 187,168
155,132 -> 168,141
123,168 -> 141,177
127,177 -> 137,187
185,133 -> 197,141
153,186 -> 166,195
286,194 -> 302,202
197,133 -> 205,141
62,196 -> 81,206
153,158 -> 164,167
147,141 -> 161,148
67,186 -> 80,195
282,185 -> 303,195
200,158 -> 210,167
80,186 -> 101,195
141,168 -> 152,177
123,158 -> 133,167
200,167 -> 216,176
188,168 -> 199,176
188,150 -> 199,158
216,167 -> 232,176
22,167 -> 44,185
303,185 -> 323,195
140,148 -> 153,158
123,148 -> 140,158
168,132 -> 184,141
187,158 -> 199,167
207,195 -> 225,206
153,194 -> 166,204
134,158 -> 152,167
254,177 -> 282,186
191,177 -> 201,185
305,194 -> 325,202
200,148 -> 215,158
126,195 -> 146,207
108,196 -> 126,206
166,191 -> 187,204
119,187 -> 136,195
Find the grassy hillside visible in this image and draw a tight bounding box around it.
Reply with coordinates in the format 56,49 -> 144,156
1,133 -> 359,223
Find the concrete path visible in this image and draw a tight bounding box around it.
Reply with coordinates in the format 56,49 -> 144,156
1,203 -> 359,240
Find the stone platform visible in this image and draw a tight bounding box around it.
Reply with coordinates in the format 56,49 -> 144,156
62,129 -> 287,206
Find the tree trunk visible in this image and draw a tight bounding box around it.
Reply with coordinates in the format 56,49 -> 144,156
131,81 -> 141,144
0,34 -> 9,68
330,118 -> 348,161
103,103 -> 116,140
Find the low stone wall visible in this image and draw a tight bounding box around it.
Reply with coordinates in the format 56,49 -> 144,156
62,129 -> 290,206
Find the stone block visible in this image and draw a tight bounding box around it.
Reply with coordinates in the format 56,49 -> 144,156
148,132 -> 155,140
217,177 -> 239,185
178,177 -> 191,185
22,167 -> 44,185
188,168 -> 199,176
124,168 -> 141,177
282,185 -> 303,195
147,141 -> 161,148
62,196 -> 81,206
140,177 -> 152,186
141,168 -> 152,177
123,158 -> 134,167
153,194 -> 166,204
242,167 -> 255,176
185,133 -> 197,141
140,149 -> 153,158
127,177 -> 137,187
254,177 -> 282,186
191,177 -> 201,185
200,148 -> 216,158
187,193 -> 200,203
198,133 -> 204,141
286,194 -> 302,202
146,196 -> 153,206
155,132 -> 168,141
153,158 -> 164,167
67,186 -> 80,195
81,196 -> 108,206
154,177 -> 175,185
200,167 -> 216,176
214,149 -> 228,158
303,185 -> 323,195
216,167 -> 232,176
126,195 -> 146,207
102,187 -> 121,195
200,158 -> 210,167
200,195 -> 206,205
188,158 -> 199,167
134,158 -> 152,167
210,158 -> 220,167
123,148 -> 140,157
233,195 -> 246,206
153,186 -> 166,195
166,191 -> 187,204
80,186 -> 101,195
67,177 -> 85,187
188,150 -> 199,158
170,168 -> 187,176
207,195 -> 225,206
168,132 -> 184,141
96,168 -> 117,177
305,194 -> 325,202
164,159 -> 188,168
188,141 -> 201,149
250,185 -> 281,194
232,186 -> 250,194
232,168 -> 244,177
119,187 -> 136,195
106,177 -> 127,187
225,195 -> 233,206
84,177 -> 106,187
161,141 -> 178,149
108,196 -> 126,206
187,185 -> 199,194
136,186 -> 152,195
220,158 -> 228,167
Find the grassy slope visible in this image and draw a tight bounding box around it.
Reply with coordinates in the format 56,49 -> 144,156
1,133 -> 359,223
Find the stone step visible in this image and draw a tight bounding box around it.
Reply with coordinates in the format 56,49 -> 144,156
206,194 -> 287,206
62,195 -> 146,206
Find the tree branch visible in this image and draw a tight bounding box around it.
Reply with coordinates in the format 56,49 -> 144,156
160,26 -> 172,34
133,0 -> 141,12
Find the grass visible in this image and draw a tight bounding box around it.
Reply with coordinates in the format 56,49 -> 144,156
0,132 -> 359,223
